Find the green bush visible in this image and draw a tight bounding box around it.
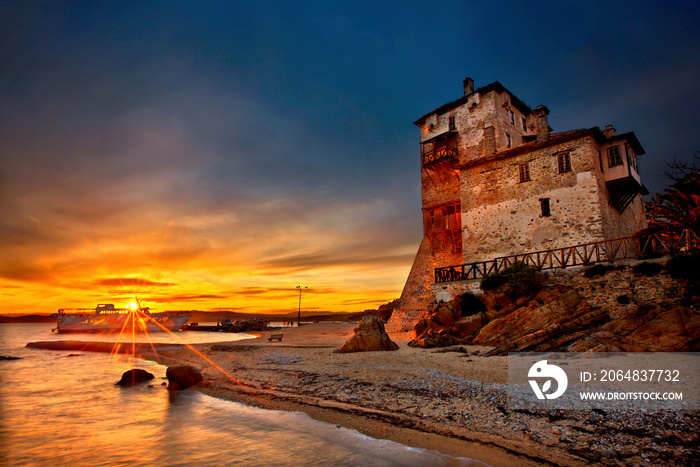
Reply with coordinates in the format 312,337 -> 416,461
667,252 -> 700,281
583,263 -> 616,278
480,271 -> 509,291
480,262 -> 544,298
632,261 -> 662,276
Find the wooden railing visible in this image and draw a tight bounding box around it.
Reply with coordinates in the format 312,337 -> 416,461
434,228 -> 699,283
640,228 -> 700,256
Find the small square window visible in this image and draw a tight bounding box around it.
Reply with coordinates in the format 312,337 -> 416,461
521,117 -> 527,132
448,116 -> 456,131
519,163 -> 530,183
509,110 -> 515,124
506,133 -> 512,148
540,198 -> 551,217
608,146 -> 622,167
557,152 -> 572,173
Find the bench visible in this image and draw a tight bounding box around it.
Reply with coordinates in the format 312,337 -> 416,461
268,333 -> 284,342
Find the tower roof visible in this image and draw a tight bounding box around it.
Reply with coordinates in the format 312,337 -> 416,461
413,81 -> 532,126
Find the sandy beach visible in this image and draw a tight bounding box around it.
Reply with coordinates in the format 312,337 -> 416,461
29,323 -> 698,466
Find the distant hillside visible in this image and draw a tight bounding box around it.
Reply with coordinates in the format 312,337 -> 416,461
0,299 -> 400,325
181,299 -> 399,324
0,315 -> 56,323
184,310 -> 367,324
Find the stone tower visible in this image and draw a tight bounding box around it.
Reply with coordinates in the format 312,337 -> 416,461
389,78 -> 647,332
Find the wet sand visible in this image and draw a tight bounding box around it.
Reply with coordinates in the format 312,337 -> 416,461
29,323 -> 698,466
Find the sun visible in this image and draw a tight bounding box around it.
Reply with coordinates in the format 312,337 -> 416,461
126,302 -> 138,310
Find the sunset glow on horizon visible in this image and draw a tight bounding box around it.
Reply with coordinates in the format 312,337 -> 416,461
1,195 -> 415,314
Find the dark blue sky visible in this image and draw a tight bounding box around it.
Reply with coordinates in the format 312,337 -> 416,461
1,0 -> 699,312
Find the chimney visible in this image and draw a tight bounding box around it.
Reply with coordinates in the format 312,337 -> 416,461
483,125 -> 496,157
463,77 -> 474,96
534,105 -> 550,142
603,124 -> 615,138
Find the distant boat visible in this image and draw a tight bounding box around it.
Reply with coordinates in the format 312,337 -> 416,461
51,304 -> 190,334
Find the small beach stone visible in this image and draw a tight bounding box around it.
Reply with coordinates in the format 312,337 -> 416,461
116,369 -> 155,386
166,365 -> 203,390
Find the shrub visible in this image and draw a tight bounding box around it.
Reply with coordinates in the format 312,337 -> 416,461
480,262 -> 545,298
583,263 -> 616,278
632,261 -> 662,276
667,252 -> 700,281
480,271 -> 509,291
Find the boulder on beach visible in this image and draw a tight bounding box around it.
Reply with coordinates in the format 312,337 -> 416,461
116,368 -> 155,386
166,365 -> 203,390
336,315 -> 399,353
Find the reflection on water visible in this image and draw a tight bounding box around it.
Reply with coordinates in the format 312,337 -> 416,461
20,323 -> 254,345
0,324 -> 487,466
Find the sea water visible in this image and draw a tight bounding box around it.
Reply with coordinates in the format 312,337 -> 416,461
0,324 -> 486,466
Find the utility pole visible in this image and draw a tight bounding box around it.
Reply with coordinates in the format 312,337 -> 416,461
296,285 -> 307,327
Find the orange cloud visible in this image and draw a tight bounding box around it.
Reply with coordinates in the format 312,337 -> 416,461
0,190 -> 415,315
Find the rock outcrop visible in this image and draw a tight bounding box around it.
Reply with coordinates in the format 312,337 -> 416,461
408,266 -> 700,354
569,305 -> 700,352
166,365 -> 203,390
336,315 -> 399,353
408,293 -> 486,348
116,368 -> 155,386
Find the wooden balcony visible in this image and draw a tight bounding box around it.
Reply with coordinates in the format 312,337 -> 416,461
424,202 -> 461,254
606,176 -> 648,213
421,130 -> 458,167
422,144 -> 458,166
424,211 -> 460,235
